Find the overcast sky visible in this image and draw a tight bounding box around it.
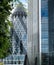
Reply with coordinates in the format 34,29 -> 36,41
11,0 -> 28,13
20,0 -> 26,3
20,0 -> 28,9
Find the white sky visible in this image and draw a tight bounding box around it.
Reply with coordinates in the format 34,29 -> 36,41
19,0 -> 28,9
20,0 -> 27,3
11,0 -> 28,13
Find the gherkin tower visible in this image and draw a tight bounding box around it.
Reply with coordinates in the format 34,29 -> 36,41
3,4 -> 28,65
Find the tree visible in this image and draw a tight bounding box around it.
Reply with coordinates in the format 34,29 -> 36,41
0,0 -> 12,58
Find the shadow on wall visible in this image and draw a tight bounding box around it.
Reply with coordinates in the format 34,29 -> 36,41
24,56 -> 38,65
35,57 -> 37,65
24,55 -> 30,65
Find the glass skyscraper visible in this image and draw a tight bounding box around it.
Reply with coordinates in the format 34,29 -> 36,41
41,0 -> 54,65
0,0 -> 54,65
41,0 -> 49,65
3,3 -> 27,65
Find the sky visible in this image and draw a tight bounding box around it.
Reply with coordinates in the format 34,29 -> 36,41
20,0 -> 27,3
20,0 -> 28,9
11,0 -> 28,13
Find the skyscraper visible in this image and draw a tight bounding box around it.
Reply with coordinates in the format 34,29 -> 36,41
41,0 -> 49,65
1,0 -> 54,65
41,0 -> 54,65
3,4 -> 27,65
27,0 -> 39,65
28,0 -> 54,65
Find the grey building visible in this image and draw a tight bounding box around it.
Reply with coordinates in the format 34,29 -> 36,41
27,0 -> 54,65
27,0 -> 39,65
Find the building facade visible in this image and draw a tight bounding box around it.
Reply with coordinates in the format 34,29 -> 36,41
27,0 -> 39,65
0,0 -> 54,65
28,0 -> 54,65
41,0 -> 54,65
3,4 -> 27,65
41,0 -> 49,65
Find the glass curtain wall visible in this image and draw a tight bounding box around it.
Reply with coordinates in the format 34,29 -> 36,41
48,0 -> 54,65
41,0 -> 54,65
41,0 -> 49,65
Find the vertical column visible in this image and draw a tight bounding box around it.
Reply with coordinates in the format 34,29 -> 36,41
27,0 -> 39,65
27,0 -> 33,65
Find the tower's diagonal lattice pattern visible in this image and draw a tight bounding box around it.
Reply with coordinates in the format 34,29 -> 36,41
3,4 -> 27,65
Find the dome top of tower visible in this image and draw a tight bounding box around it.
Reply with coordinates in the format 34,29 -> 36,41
12,3 -> 27,17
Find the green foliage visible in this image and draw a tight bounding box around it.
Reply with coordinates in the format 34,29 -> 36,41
0,0 -> 12,58
0,62 -> 3,65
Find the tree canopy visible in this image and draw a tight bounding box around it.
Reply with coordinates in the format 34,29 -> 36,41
0,0 -> 12,58
0,0 -> 24,58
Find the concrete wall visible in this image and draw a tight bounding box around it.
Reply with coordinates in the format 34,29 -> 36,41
27,0 -> 39,65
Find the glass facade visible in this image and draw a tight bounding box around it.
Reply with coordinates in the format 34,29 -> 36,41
3,55 -> 25,65
41,0 -> 54,65
3,3 -> 27,65
48,0 -> 54,65
41,0 -> 49,65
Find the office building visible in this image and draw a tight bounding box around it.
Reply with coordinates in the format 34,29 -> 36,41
3,3 -> 27,65
0,0 -> 54,65
28,0 -> 54,65
27,0 -> 39,65
41,0 -> 54,65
